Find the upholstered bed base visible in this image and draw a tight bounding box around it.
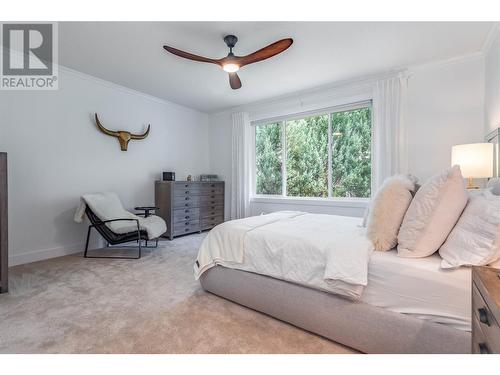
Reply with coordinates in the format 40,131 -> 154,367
200,266 -> 471,354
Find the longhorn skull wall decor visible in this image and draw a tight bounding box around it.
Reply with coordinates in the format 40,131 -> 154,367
94,113 -> 150,151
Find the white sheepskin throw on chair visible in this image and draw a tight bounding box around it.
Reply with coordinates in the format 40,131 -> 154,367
366,175 -> 417,251
74,192 -> 166,240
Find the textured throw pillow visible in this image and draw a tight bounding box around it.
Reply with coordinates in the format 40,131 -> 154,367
488,177 -> 500,196
397,165 -> 468,258
439,190 -> 500,269
366,175 -> 417,251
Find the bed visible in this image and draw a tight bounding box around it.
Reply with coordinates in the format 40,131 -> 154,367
196,212 -> 471,353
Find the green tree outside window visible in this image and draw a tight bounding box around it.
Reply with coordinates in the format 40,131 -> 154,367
255,106 -> 371,198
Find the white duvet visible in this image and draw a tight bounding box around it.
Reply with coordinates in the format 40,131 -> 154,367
195,211 -> 374,299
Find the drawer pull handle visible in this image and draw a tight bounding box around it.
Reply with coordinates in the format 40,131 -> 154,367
185,203 -> 189,207
185,197 -> 190,201
185,209 -> 189,213
185,228 -> 189,232
185,191 -> 189,194
211,190 -> 215,193
185,216 -> 190,219
478,308 -> 490,326
185,184 -> 189,188
478,343 -> 490,354
185,222 -> 189,225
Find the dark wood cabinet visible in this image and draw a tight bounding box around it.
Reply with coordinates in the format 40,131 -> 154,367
472,266 -> 500,354
0,153 -> 7,293
155,181 -> 225,240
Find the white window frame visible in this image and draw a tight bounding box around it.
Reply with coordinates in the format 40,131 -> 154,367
252,100 -> 372,203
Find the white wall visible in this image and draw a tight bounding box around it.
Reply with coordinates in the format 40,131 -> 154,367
0,67 -> 210,265
209,56 -> 486,218
407,56 -> 485,182
208,111 -> 233,220
485,29 -> 500,133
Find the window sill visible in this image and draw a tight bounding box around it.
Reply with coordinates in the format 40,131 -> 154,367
250,195 -> 369,208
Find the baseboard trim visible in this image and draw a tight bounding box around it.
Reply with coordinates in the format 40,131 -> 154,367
9,243 -> 84,267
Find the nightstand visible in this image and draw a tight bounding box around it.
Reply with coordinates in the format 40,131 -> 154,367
472,266 -> 500,354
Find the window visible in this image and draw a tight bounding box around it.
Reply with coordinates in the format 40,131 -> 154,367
286,114 -> 329,197
255,104 -> 372,199
255,122 -> 282,195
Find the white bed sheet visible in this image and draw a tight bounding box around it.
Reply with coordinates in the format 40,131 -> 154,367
362,251 -> 471,331
225,215 -> 471,332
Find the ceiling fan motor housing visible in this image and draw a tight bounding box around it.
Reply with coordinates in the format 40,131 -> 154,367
224,35 -> 238,49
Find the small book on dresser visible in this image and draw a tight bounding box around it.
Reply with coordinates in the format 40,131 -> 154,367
472,266 -> 500,354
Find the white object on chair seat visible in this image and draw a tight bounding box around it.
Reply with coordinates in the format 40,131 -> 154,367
74,192 -> 166,239
111,215 -> 167,239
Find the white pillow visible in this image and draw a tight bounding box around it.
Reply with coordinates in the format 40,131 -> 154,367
488,177 -> 500,196
366,175 -> 417,251
397,165 -> 468,258
439,190 -> 500,269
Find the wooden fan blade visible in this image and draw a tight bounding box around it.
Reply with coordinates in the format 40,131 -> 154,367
163,45 -> 220,65
238,38 -> 293,67
229,72 -> 242,90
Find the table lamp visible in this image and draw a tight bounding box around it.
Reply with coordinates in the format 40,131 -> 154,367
451,143 -> 494,189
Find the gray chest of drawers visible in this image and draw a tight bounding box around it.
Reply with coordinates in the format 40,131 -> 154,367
155,181 -> 225,240
471,266 -> 500,354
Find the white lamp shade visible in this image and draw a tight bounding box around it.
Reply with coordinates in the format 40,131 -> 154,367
451,143 -> 494,178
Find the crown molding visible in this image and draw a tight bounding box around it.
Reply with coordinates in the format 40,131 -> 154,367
407,23 -> 499,75
481,22 -> 500,57
1,47 -> 183,108
57,64 -> 204,114
209,69 -> 407,116
406,51 -> 484,75
210,24 -> 499,117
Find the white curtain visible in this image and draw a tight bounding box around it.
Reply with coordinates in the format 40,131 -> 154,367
230,112 -> 253,219
371,74 -> 408,193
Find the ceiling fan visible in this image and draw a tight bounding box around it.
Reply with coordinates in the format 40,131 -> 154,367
163,35 -> 293,90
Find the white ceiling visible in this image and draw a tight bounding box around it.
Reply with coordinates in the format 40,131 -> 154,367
59,22 -> 493,113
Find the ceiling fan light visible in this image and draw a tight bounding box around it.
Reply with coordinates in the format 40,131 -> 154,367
222,63 -> 239,73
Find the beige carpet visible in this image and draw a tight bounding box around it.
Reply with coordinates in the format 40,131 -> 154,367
0,234 -> 355,354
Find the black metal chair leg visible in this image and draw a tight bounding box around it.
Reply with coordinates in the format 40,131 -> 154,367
84,225 -> 93,258
136,226 -> 142,259
85,224 -> 143,260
